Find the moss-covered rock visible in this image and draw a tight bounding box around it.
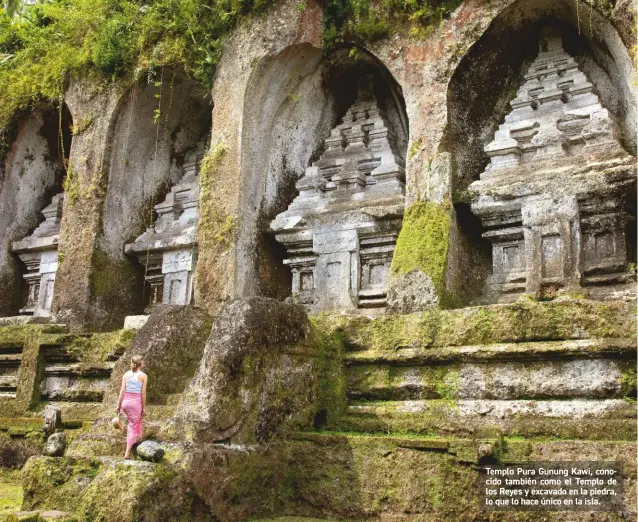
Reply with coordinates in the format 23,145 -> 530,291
175,298 -> 326,444
21,456 -> 212,522
388,200 -> 452,309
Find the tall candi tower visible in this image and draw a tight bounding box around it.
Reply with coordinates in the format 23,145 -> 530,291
469,28 -> 636,302
270,76 -> 406,313
125,145 -> 204,308
12,193 -> 64,317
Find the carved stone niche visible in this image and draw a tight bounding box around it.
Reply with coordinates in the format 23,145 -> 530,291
270,76 -> 405,313
12,193 -> 64,317
469,28 -> 636,302
125,145 -> 204,307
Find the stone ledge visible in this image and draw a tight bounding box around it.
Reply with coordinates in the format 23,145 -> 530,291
344,337 -> 636,364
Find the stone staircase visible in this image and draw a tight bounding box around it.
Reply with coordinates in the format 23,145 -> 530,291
330,298 -> 637,441
0,345 -> 22,399
38,333 -> 130,422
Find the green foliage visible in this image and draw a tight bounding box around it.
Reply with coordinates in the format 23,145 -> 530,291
91,16 -> 134,77
0,0 -> 468,132
0,0 -> 275,130
323,0 -> 463,47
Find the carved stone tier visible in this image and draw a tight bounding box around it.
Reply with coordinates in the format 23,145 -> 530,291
125,146 -> 203,307
470,29 -> 636,302
271,77 -> 405,313
12,193 -> 64,317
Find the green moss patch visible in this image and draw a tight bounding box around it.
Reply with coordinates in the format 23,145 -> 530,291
57,330 -> 136,364
311,318 -> 347,430
0,468 -> 23,517
329,298 -> 636,352
324,0 -> 463,47
390,200 -> 451,295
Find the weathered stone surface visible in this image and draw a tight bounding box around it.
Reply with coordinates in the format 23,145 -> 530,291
175,297 -> 319,444
386,269 -> 438,313
52,77 -> 210,332
43,405 -> 62,437
0,108 -> 70,319
122,315 -> 149,330
44,432 -> 66,457
136,440 -> 164,462
125,144 -> 204,308
21,456 -> 211,522
103,305 -> 212,407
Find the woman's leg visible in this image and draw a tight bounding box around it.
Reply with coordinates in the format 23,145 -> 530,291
121,395 -> 142,458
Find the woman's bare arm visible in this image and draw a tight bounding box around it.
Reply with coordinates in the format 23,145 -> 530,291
116,374 -> 126,412
141,374 -> 147,417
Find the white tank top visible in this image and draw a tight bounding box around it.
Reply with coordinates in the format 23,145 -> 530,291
125,371 -> 143,393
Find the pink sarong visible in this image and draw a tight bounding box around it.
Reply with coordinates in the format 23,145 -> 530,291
121,391 -> 142,448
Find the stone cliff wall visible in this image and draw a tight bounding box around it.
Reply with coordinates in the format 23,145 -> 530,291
0,0 -> 632,327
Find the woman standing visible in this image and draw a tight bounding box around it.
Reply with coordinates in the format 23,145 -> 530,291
115,356 -> 147,459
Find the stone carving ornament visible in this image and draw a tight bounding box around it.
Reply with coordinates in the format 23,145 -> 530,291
12,193 -> 64,317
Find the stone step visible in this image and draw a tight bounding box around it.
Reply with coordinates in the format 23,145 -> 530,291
0,345 -> 23,398
66,432 -> 124,458
6,510 -> 77,522
0,372 -> 19,387
38,402 -> 104,422
40,341 -> 84,364
40,359 -> 114,404
0,417 -> 43,434
344,337 -> 635,364
40,387 -> 105,402
338,399 -> 637,440
0,346 -> 22,361
68,406 -> 176,458
338,299 -> 635,353
346,339 -> 636,401
43,362 -> 114,377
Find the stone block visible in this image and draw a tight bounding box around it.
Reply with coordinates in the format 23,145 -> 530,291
123,315 -> 149,330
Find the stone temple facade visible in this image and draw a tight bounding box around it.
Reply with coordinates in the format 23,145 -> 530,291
125,146 -> 203,307
270,77 -> 405,313
469,29 -> 636,303
12,193 -> 64,317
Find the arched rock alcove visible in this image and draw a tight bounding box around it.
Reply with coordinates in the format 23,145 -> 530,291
0,104 -> 73,317
443,0 -> 637,303
236,44 -> 408,302
94,74 -> 211,327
